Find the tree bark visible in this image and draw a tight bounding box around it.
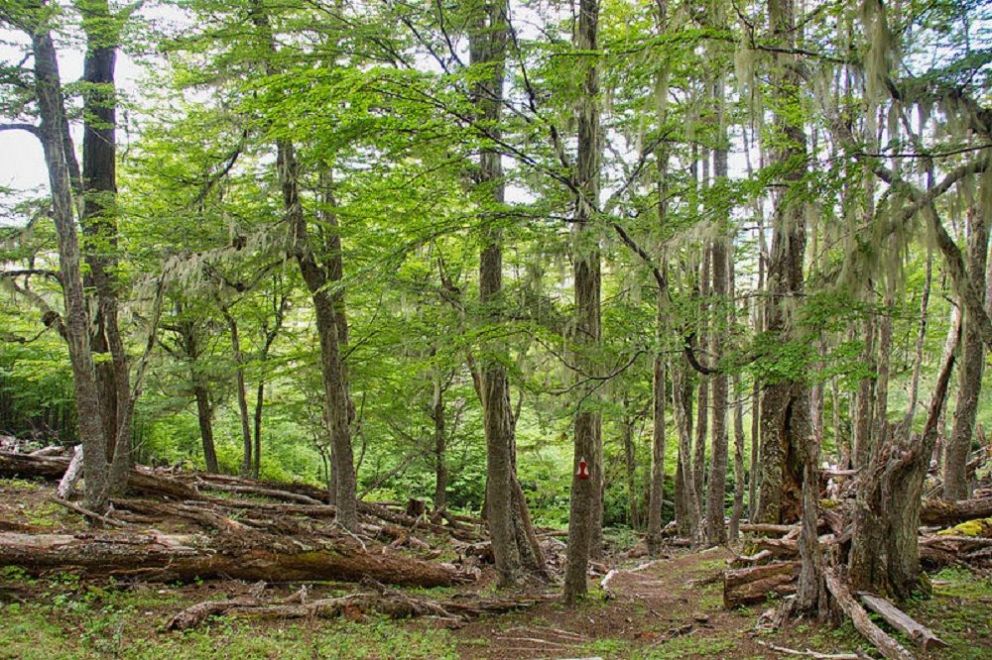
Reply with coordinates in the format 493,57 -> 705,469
468,0 -> 524,587
673,361 -> 699,536
432,366 -> 447,513
646,0 -> 670,557
563,0 -> 602,605
0,531 -> 470,587
945,205 -> 988,500
706,237 -> 729,545
756,0 -> 809,525
848,314 -> 959,600
222,310 -> 253,477
29,24 -> 110,512
78,0 -> 131,494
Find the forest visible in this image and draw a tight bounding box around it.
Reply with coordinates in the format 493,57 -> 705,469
0,0 -> 991,658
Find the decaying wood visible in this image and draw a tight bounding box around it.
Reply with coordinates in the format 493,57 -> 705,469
194,479 -> 323,505
51,497 -> 125,528
1,452 -> 202,501
110,499 -> 250,533
56,446 -> 83,500
920,497 -> 992,525
723,561 -> 800,608
823,568 -> 914,660
754,639 -> 859,659
858,592 -> 947,650
0,531 -> 473,587
740,523 -> 798,537
166,588 -> 553,631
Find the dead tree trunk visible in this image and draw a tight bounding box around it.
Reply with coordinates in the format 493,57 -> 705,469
848,316 -> 959,600
0,531 -> 470,587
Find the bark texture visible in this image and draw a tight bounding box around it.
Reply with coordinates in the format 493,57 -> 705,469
756,0 -> 809,525
564,0 -> 602,605
945,206 -> 988,499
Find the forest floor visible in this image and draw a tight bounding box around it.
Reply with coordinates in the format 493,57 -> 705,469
1,475 -> 991,659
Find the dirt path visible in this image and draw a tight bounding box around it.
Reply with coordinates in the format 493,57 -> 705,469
453,546 -> 769,659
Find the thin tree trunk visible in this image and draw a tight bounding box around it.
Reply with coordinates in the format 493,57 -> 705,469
564,0 -> 601,605
706,237 -> 728,545
622,414 -> 638,529
222,310 -> 253,477
432,367 -> 447,513
247,1 -> 358,529
730,258 -> 746,542
673,360 -> 698,536
194,383 -> 219,474
945,206 -> 988,500
694,249 -> 710,509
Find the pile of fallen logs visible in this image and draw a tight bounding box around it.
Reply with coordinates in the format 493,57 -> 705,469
0,445 -> 569,628
724,501 -> 992,659
0,448 -> 490,587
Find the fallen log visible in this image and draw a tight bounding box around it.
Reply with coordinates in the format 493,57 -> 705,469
166,588 -> 553,631
740,523 -> 797,537
823,568 -> 914,660
0,452 -> 202,501
723,561 -> 800,608
0,531 -> 472,587
858,592 -> 947,651
110,499 -> 249,533
920,497 -> 992,526
194,479 -> 323,505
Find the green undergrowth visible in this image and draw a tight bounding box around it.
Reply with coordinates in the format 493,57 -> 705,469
0,576 -> 459,659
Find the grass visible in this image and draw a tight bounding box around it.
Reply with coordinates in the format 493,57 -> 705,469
0,590 -> 460,660
636,633 -> 737,659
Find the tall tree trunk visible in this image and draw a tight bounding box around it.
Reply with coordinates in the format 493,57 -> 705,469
693,249 -> 710,509
706,237 -> 728,545
248,1 -> 358,530
78,0 -> 131,494
945,206 -> 988,500
646,0 -> 670,555
705,62 -> 730,545
564,0 -> 602,605
30,25 -> 109,511
756,0 -> 809,526
730,260 -> 746,542
469,0 -> 523,587
647,348 -> 666,552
